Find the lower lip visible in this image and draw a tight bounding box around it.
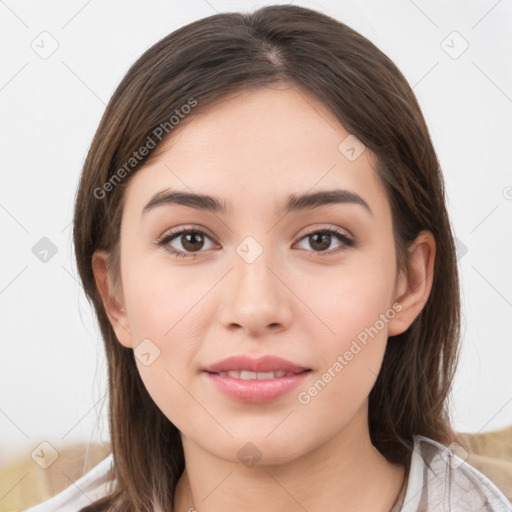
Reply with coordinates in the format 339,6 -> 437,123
203,371 -> 311,403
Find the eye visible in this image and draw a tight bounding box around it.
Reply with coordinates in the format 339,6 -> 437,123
156,228 -> 217,258
294,228 -> 354,256
155,226 -> 354,258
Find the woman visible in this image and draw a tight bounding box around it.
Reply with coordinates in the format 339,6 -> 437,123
24,4 -> 512,511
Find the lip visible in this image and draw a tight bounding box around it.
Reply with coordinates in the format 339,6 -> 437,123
203,371 -> 311,403
202,355 -> 310,374
202,355 -> 311,404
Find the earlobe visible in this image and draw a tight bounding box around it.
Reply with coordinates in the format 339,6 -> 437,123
91,250 -> 134,348
387,231 -> 436,337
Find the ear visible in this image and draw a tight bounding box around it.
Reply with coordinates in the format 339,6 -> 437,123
91,250 -> 134,348
387,230 -> 436,336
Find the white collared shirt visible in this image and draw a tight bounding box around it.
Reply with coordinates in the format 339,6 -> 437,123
23,435 -> 512,511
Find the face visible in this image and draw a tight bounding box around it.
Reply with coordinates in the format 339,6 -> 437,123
95,84 -> 426,466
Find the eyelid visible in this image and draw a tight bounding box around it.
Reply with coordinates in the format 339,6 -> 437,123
294,226 -> 355,253
156,223 -> 352,241
155,224 -> 355,257
299,224 -> 353,240
156,224 -> 218,243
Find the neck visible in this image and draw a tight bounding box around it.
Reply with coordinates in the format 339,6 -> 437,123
173,405 -> 406,512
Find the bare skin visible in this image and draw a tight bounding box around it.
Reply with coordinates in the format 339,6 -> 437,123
93,83 -> 435,511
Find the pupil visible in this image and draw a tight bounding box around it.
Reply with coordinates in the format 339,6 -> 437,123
183,232 -> 203,251
312,233 -> 330,251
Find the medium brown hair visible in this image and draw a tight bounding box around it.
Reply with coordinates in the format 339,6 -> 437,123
74,5 -> 463,511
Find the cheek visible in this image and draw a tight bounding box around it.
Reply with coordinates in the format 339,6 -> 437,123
121,247 -> 209,341
310,251 -> 397,386
319,292 -> 392,397
318,255 -> 397,340
329,282 -> 395,346
297,282 -> 395,430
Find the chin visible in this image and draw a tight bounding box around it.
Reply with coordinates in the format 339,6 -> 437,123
205,431 -> 314,467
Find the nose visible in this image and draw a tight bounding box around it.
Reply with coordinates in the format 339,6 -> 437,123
218,248 -> 292,336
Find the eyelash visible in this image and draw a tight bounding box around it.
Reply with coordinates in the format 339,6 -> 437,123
155,226 -> 355,259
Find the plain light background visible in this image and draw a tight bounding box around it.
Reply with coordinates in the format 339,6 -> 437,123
1,0 -> 511,465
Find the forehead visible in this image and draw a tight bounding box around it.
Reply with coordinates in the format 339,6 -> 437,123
123,86 -> 387,218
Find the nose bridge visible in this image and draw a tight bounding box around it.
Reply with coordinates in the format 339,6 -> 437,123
233,233 -> 280,300
219,233 -> 290,333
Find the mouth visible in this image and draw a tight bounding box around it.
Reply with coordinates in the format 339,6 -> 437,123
202,354 -> 311,375
202,354 -> 312,403
204,369 -> 311,380
203,370 -> 311,404
202,367 -> 311,403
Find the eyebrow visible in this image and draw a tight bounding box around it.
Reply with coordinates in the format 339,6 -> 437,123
141,188 -> 372,218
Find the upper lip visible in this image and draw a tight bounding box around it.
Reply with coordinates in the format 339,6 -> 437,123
203,355 -> 310,374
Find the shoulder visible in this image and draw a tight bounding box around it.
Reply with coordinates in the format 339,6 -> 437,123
400,435 -> 512,512
22,453 -> 114,512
